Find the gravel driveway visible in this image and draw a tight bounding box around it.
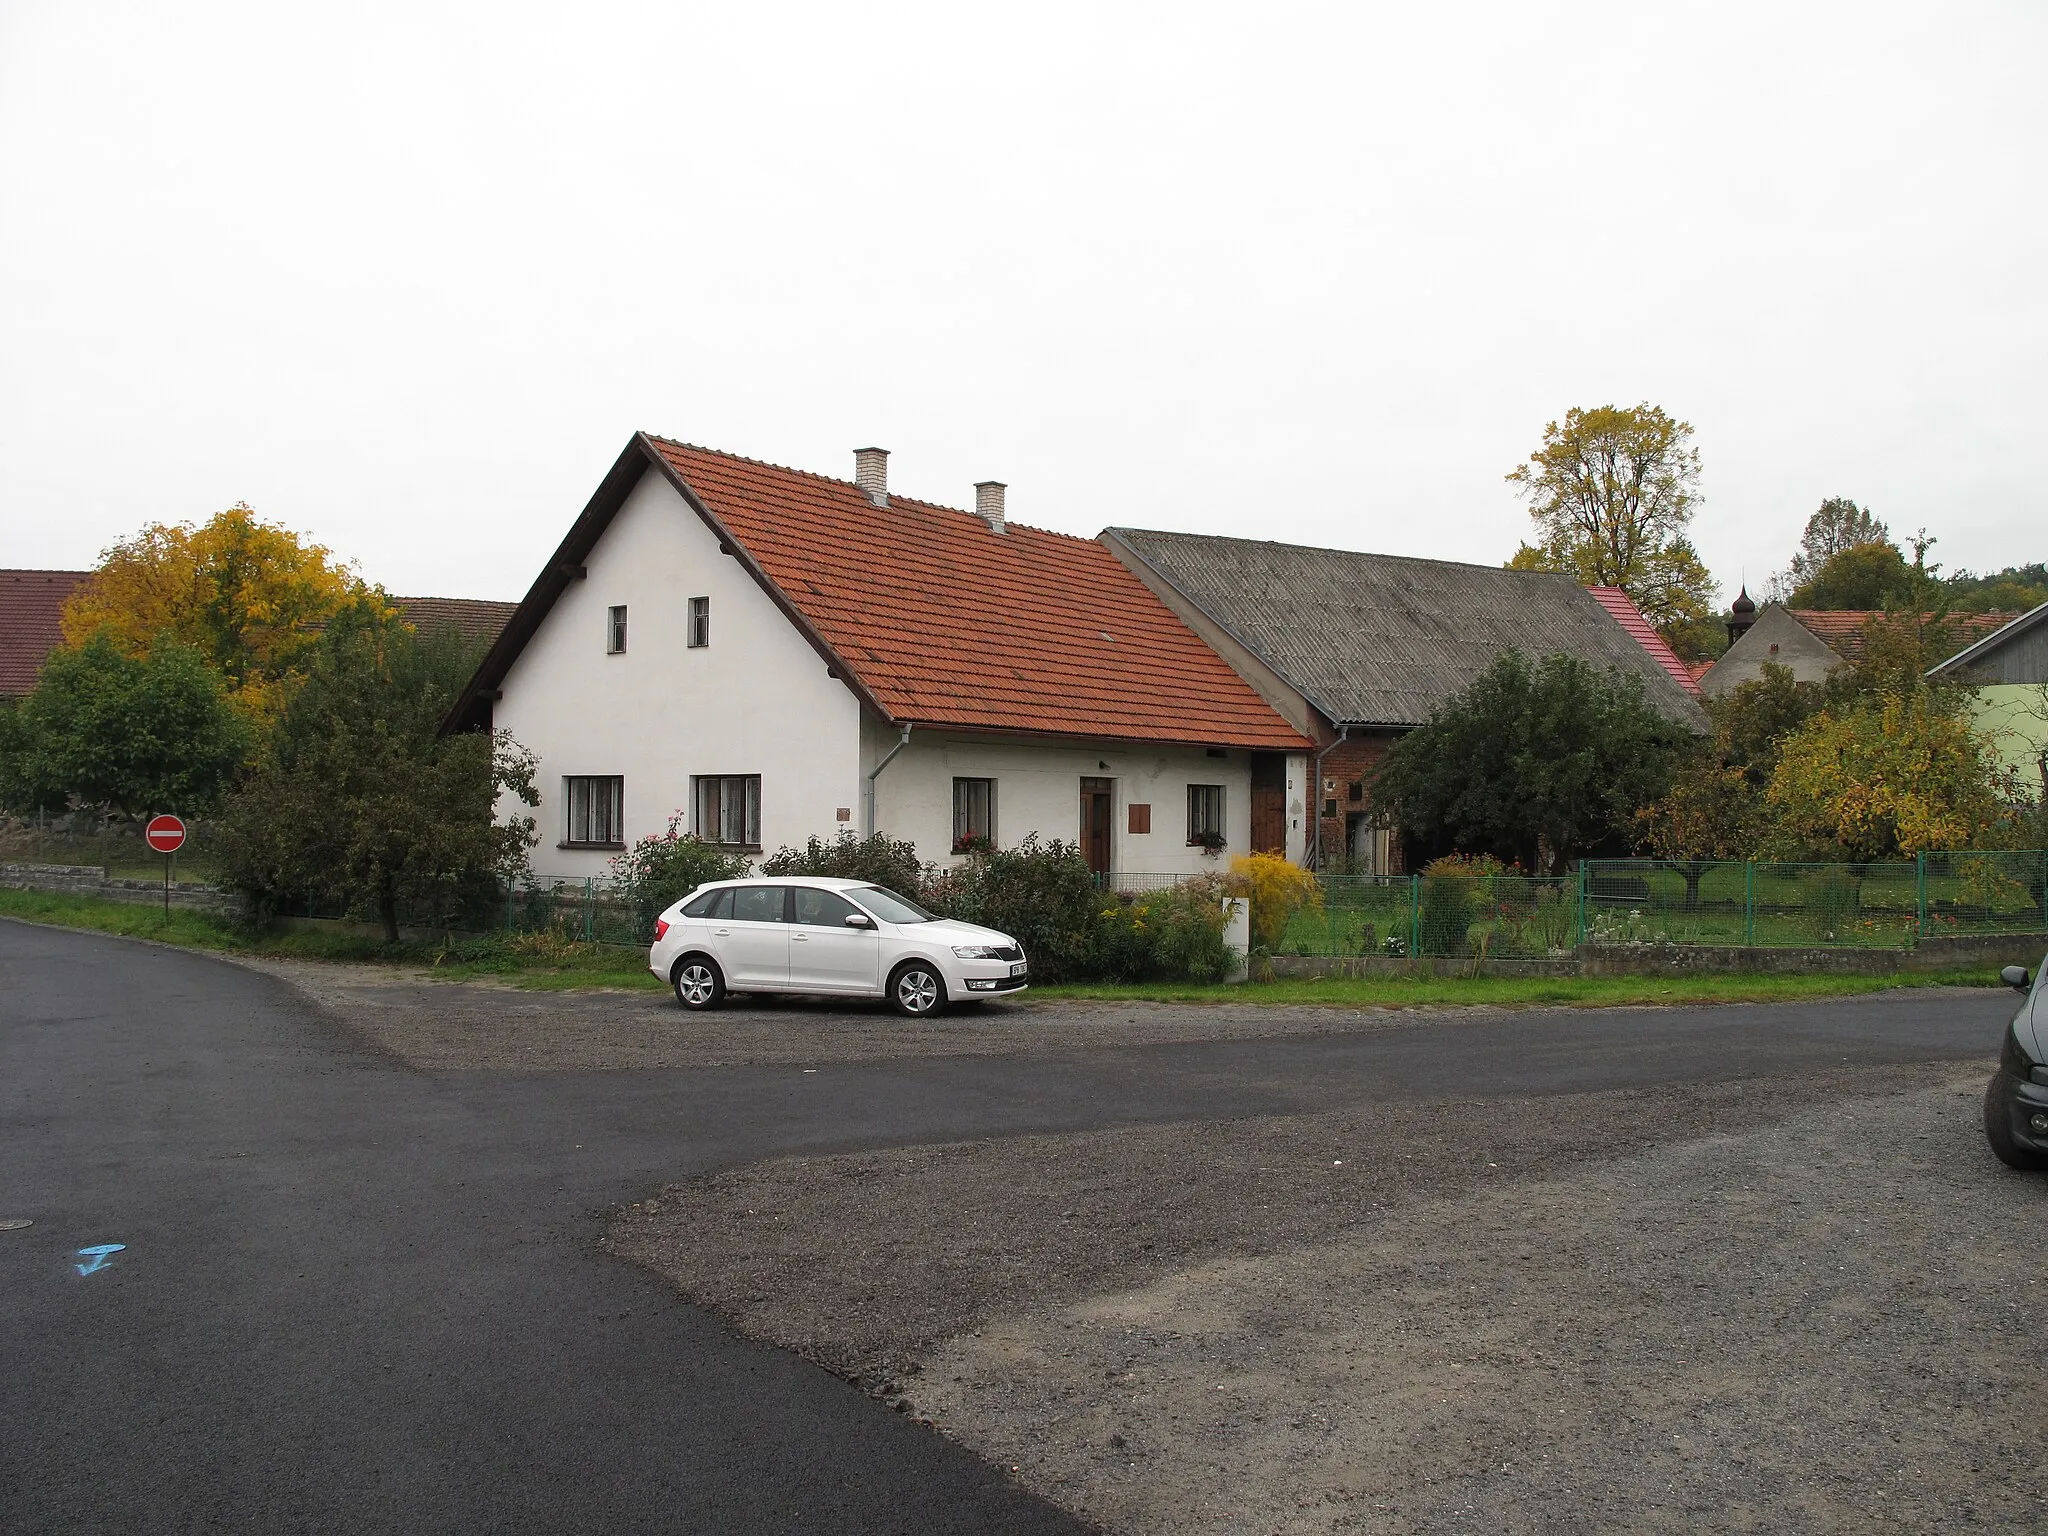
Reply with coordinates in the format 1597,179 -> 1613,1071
239,956 -> 1507,1070
612,1062 -> 2046,1533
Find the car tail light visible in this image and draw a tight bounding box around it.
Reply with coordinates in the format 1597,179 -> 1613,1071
654,919 -> 670,941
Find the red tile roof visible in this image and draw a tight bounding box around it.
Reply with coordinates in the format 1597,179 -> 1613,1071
0,569 -> 89,696
1788,608 -> 2019,661
1585,587 -> 1701,697
393,596 -> 519,648
646,439 -> 1310,750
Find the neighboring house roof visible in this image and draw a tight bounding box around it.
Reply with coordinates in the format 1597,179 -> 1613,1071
1099,529 -> 1708,731
1785,608 -> 2017,663
0,569 -> 89,696
1927,598 -> 2048,684
450,435 -> 1310,751
392,596 -> 519,649
1584,586 -> 1701,696
1686,659 -> 1714,686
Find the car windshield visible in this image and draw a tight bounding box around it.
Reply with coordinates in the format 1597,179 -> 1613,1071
850,885 -> 934,924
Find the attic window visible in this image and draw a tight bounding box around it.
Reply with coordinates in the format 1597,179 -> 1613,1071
688,597 -> 710,648
607,606 -> 627,655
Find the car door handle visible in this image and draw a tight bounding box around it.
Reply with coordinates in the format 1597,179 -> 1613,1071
712,928 -> 730,936
792,933 -> 808,943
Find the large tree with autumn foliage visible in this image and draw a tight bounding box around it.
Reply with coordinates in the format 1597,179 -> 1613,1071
1506,403 -> 1718,639
61,503 -> 384,725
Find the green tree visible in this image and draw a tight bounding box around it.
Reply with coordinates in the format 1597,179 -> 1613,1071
1787,539 -> 1908,609
217,603 -> 537,940
0,633 -> 248,815
1782,498 -> 1888,593
1505,403 -> 1717,636
1369,651 -> 1689,873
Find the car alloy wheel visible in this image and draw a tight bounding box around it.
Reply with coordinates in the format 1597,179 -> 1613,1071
673,959 -> 723,1011
891,963 -> 944,1017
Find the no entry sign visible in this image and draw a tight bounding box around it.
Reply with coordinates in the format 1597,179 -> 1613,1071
145,815 -> 187,854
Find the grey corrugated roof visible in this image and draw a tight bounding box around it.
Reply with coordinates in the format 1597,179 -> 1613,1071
1105,528 -> 1709,731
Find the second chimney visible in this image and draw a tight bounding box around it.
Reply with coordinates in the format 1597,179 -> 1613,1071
854,447 -> 889,508
975,480 -> 1006,534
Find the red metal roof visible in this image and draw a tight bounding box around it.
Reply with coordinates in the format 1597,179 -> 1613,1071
1585,587 -> 1701,697
0,569 -> 89,696
647,440 -> 1311,750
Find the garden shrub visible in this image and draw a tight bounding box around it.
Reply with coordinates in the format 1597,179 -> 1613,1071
1226,852 -> 1321,953
1803,865 -> 1859,942
925,835 -> 1100,984
760,831 -> 929,897
607,813 -> 751,942
1080,875 -> 1236,983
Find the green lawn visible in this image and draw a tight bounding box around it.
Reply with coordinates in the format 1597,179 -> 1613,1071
1,887 -> 2004,1007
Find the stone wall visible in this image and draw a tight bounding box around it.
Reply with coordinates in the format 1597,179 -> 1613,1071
0,862 -> 242,918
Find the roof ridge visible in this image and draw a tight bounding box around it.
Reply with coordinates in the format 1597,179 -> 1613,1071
647,434 -> 1092,543
1107,527 -> 1573,580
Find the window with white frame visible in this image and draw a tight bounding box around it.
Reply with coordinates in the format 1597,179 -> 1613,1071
687,596 -> 710,648
607,605 -> 627,654
564,776 -> 624,847
952,778 -> 996,852
1186,783 -> 1226,847
693,774 -> 760,848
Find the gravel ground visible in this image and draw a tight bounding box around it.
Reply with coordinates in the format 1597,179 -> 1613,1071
233,956 -> 1505,1070
609,1063 -> 2045,1533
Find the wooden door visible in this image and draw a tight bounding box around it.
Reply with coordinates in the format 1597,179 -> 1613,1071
1250,752 -> 1287,855
1079,777 -> 1113,876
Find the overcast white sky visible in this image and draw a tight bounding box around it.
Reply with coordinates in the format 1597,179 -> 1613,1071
2,1 -> 2042,602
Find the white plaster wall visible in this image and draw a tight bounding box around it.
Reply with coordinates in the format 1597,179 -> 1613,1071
874,734 -> 1258,877
492,469 -> 864,878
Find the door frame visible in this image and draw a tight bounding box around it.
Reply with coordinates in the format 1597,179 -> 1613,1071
1079,776 -> 1114,877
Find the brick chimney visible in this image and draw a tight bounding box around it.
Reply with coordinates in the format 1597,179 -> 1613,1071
854,447 -> 889,508
974,481 -> 1006,534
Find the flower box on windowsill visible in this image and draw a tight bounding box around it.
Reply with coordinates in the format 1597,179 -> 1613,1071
558,841 -> 626,851
952,835 -> 994,856
1189,831 -> 1227,854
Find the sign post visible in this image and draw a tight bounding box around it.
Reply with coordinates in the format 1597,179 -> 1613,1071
145,815 -> 187,918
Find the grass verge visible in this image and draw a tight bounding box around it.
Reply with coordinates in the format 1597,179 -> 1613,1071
0,887 -> 2006,1005
0,888 -> 664,989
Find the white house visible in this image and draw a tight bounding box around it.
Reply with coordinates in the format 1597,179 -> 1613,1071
448,435 -> 1313,880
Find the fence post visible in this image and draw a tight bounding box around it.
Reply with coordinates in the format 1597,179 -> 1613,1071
1409,874 -> 1421,960
583,878 -> 593,942
1915,852 -> 1927,942
1575,861 -> 1587,947
1744,861 -> 1755,948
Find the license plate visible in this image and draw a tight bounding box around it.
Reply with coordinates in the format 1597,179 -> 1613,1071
1009,962 -> 1028,977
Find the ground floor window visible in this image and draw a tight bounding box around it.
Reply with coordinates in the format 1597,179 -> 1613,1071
1186,783 -> 1226,848
952,777 -> 996,852
693,774 -> 761,849
564,775 -> 624,847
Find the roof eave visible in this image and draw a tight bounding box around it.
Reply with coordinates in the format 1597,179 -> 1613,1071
1926,598 -> 2048,678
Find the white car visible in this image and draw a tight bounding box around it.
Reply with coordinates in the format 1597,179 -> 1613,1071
647,876 -> 1029,1016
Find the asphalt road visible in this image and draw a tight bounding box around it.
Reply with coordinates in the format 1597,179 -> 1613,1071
0,921 -> 2021,1534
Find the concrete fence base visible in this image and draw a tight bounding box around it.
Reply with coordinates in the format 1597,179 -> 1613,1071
1271,930 -> 2046,981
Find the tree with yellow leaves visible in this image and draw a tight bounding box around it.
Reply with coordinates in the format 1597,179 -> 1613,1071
1506,403 -> 1718,639
1766,691 -> 2020,861
61,504 -> 386,724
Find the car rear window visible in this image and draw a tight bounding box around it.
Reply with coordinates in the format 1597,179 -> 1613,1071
680,888 -> 729,919
730,886 -> 789,923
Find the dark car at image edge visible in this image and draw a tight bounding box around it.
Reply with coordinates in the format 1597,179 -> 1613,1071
1985,954 -> 2048,1171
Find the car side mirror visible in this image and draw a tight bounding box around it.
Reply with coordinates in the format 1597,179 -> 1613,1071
844,913 -> 874,929
2001,965 -> 2031,992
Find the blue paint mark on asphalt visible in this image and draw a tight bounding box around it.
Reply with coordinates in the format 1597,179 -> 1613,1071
75,1244 -> 125,1276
